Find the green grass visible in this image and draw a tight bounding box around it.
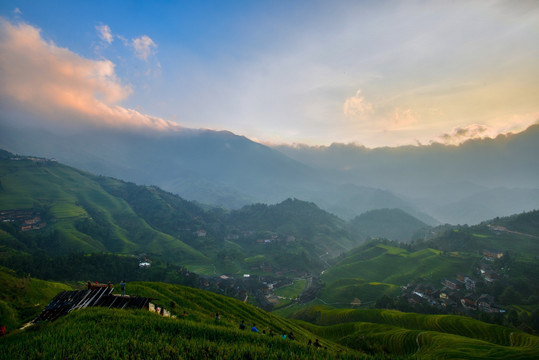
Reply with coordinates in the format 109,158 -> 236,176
0,267 -> 72,331
275,279 -> 307,299
319,244 -> 478,305
292,306 -> 539,359
318,279 -> 399,306
0,159 -> 207,263
0,308 -> 368,360
3,275 -> 537,359
1,279 -> 367,359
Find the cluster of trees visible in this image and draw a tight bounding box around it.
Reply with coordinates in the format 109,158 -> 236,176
0,251 -> 198,287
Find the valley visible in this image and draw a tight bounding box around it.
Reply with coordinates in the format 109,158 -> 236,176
1,150 -> 538,358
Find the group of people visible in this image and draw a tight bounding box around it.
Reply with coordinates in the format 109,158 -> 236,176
85,280 -> 126,296
237,320 -> 322,347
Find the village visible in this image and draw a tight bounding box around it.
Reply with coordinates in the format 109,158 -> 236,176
400,249 -> 506,315
0,209 -> 47,231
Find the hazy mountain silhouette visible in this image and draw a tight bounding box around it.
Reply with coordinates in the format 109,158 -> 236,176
1,123 -> 537,224
276,124 -> 539,224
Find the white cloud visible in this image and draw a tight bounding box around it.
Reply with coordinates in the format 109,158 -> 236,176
132,35 -> 156,61
96,24 -> 113,44
0,19 -> 180,132
14,8 -> 22,15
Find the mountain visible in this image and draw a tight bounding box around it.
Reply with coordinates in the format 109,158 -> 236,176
227,198 -> 357,257
0,124 -> 427,221
0,153 -> 208,264
275,124 -> 539,224
434,187 -> 539,225
349,208 -> 430,242
421,209 -> 539,255
0,151 -> 359,275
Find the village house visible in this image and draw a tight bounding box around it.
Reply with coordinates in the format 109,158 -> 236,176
460,295 -> 477,310
476,294 -> 498,313
196,229 -> 207,237
487,224 -> 507,234
483,249 -> 504,261
464,277 -> 476,291
442,278 -> 464,290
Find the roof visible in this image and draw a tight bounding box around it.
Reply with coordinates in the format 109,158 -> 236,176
33,288 -> 153,323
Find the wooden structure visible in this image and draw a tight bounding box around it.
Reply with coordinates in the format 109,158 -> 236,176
33,288 -> 153,323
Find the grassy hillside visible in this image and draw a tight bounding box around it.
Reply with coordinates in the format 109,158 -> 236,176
0,267 -> 72,332
1,280 -> 367,359
421,210 -> 539,257
0,153 -> 360,276
0,308 -> 367,360
0,157 -> 207,264
292,306 -> 539,359
3,278 -> 537,359
318,242 -> 478,306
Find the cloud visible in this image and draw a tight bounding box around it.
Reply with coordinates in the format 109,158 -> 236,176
96,24 -> 113,44
343,90 -> 373,118
391,108 -> 418,129
438,124 -> 491,145
132,35 -> 156,61
0,19 -> 180,132
14,8 -> 22,15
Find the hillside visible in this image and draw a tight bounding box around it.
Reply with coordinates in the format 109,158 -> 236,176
227,198 -> 357,255
421,210 -> 539,256
0,266 -> 72,332
318,241 -> 479,306
0,278 -> 362,359
3,275 -> 537,359
292,306 -> 539,359
349,208 -> 430,242
0,155 -> 208,264
0,152 -> 359,278
0,126 -> 428,222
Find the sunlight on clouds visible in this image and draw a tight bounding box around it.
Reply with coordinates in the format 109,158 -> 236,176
343,90 -> 373,118
0,19 -> 180,132
132,35 -> 156,61
391,108 -> 419,129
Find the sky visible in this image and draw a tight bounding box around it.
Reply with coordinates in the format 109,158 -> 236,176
0,0 -> 538,148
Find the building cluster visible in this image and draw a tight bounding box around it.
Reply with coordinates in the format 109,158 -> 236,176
401,250 -> 506,314
0,209 -> 47,231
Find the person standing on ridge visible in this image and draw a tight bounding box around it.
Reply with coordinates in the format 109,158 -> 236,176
120,280 -> 126,296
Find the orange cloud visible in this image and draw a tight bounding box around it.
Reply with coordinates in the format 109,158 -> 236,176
343,90 -> 373,118
0,19 -> 180,132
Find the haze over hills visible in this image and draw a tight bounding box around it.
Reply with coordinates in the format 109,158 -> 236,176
0,124 -> 429,223
275,124 -> 539,224
1,123 -> 538,225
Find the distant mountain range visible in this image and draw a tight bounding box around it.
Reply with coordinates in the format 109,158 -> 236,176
276,124 -> 539,224
1,123 -> 538,225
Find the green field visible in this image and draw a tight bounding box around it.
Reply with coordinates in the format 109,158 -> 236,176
319,243 -> 478,306
2,269 -> 538,359
293,306 -> 539,359
275,279 -> 307,299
